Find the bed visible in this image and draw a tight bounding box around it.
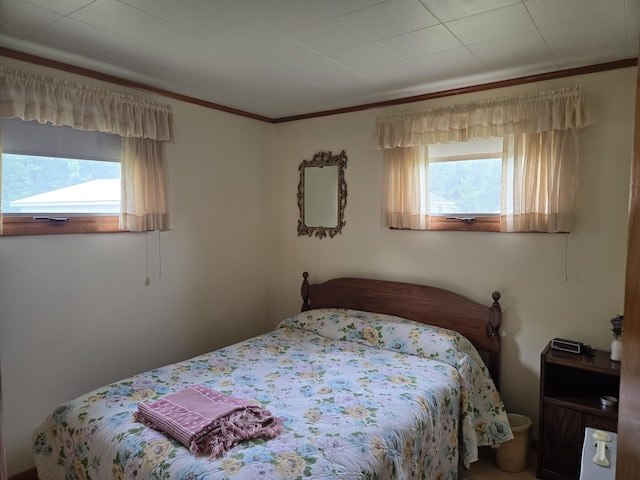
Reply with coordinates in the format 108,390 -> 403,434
32,273 -> 512,480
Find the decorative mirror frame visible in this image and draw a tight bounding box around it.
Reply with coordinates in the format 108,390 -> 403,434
297,150 -> 347,239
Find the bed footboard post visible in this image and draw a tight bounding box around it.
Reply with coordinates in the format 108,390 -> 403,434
301,272 -> 310,311
487,291 -> 502,390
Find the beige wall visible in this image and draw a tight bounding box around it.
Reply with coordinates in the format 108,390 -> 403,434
0,58 -> 276,476
0,58 -> 636,476
273,67 -> 636,439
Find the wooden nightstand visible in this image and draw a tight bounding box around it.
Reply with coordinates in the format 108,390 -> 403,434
537,342 -> 620,480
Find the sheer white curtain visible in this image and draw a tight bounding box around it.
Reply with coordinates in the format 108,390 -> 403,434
0,67 -> 176,232
383,146 -> 429,229
374,86 -> 592,232
501,129 -> 579,232
121,137 -> 170,231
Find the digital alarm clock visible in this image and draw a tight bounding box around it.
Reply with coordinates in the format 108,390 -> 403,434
551,338 -> 584,354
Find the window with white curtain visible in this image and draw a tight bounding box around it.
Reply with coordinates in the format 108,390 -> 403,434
0,68 -> 176,236
2,118 -> 122,215
427,137 -> 503,216
374,86 -> 592,233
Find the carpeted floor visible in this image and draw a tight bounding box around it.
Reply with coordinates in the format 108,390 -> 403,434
462,446 -> 537,480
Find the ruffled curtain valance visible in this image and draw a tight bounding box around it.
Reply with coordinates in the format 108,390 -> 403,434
0,68 -> 175,142
378,86 -> 593,233
374,86 -> 592,149
0,68 -> 173,233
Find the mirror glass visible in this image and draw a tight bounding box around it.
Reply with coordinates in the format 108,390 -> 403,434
297,150 -> 347,238
304,165 -> 338,227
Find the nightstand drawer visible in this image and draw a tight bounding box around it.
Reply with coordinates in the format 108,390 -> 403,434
583,414 -> 617,433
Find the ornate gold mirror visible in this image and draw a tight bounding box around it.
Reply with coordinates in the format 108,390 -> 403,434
297,150 -> 347,239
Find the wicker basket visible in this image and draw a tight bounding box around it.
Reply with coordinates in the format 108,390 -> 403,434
495,413 -> 532,472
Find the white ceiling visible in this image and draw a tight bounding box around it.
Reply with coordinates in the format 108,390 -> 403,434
1,0 -> 638,120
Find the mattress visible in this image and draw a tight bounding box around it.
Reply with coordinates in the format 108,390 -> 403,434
33,308 -> 512,479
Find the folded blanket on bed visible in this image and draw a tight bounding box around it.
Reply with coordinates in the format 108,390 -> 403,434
134,385 -> 283,457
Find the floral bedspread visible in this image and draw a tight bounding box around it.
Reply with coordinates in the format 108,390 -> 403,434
33,309 -> 512,480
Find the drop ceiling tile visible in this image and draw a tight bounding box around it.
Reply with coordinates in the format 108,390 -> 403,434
627,1 -> 640,57
35,20 -> 211,80
298,0 -> 391,21
421,71 -> 501,96
406,47 -> 495,83
39,17 -> 215,69
380,24 -> 462,59
11,31 -> 162,84
327,42 -> 401,71
35,17 -> 162,65
141,27 -> 226,62
541,11 -> 629,67
174,57 -> 256,88
187,89 -> 286,118
468,30 -> 558,77
268,53 -> 374,90
198,51 -> 324,95
1,0 -> 637,119
69,0 -> 176,43
216,0 -> 331,34
17,0 -> 95,16
343,0 -> 439,40
446,3 -> 536,45
285,17 -> 374,54
197,52 -> 277,81
241,36 -> 318,69
0,0 -> 62,33
197,84 -> 311,120
357,59 -> 422,89
419,0 -> 521,22
265,74 -> 328,97
524,0 -> 625,28
362,46 -> 492,89
185,6 -> 280,48
0,24 -> 29,47
193,0 -> 389,40
118,0 -> 242,27
185,77 -> 284,116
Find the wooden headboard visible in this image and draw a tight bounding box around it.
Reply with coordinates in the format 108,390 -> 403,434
300,272 -> 503,390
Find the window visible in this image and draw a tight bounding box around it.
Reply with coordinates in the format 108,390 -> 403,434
429,157 -> 501,214
375,86 -> 591,233
1,118 -> 123,235
1,67 -> 175,236
2,156 -> 121,214
424,138 -> 502,231
427,137 -> 502,214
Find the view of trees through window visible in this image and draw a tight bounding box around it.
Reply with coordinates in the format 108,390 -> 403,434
1,154 -> 121,214
428,158 -> 502,214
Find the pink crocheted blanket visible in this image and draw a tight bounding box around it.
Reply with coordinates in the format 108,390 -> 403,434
134,385 -> 283,457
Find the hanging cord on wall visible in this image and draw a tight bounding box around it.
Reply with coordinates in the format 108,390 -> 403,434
144,230 -> 163,285
157,229 -> 163,281
145,231 -> 151,286
563,233 -> 569,282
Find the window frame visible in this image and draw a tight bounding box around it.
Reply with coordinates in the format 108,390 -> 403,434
2,214 -> 123,236
426,215 -> 500,232
1,118 -> 125,236
423,142 -> 503,232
